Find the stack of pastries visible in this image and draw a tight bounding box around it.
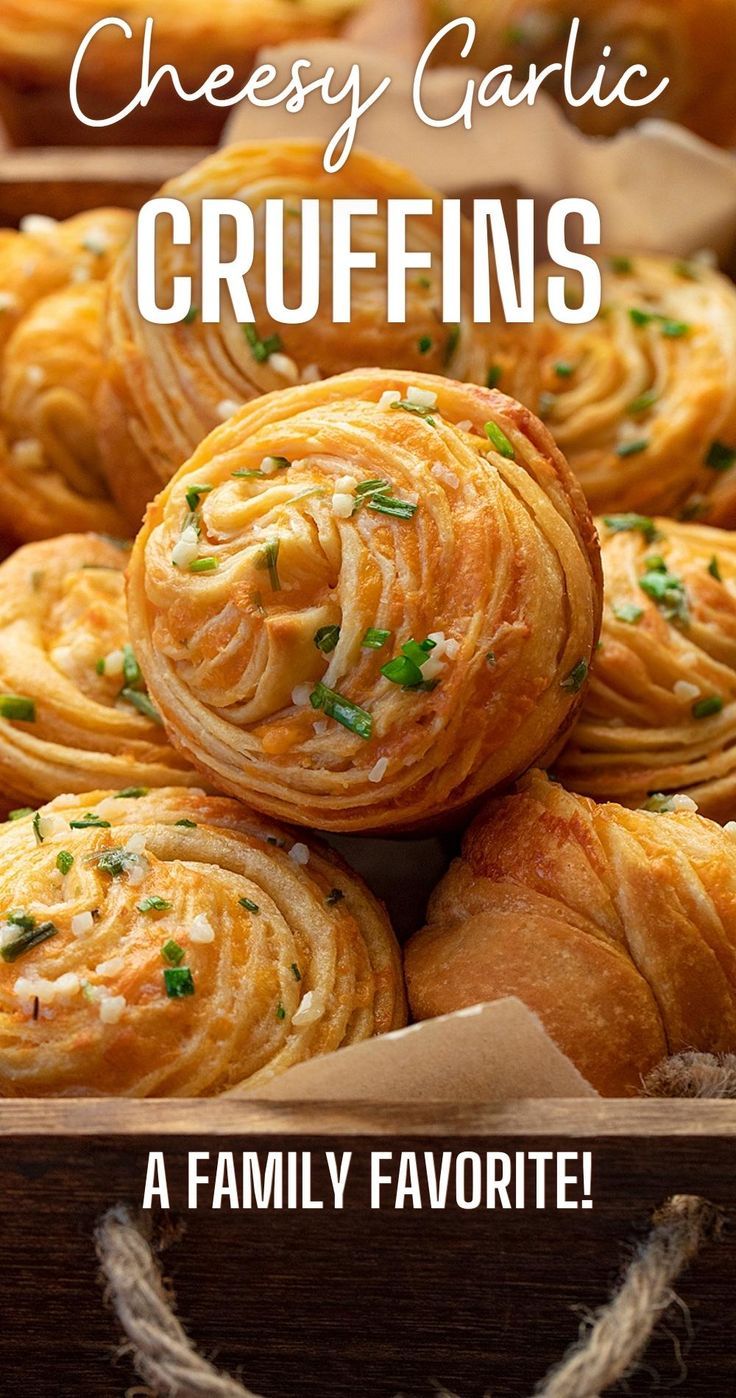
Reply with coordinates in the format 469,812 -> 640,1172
3,133 -> 736,1098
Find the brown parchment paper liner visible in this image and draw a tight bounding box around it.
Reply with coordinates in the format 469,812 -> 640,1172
232,998 -> 598,1102
224,39 -> 736,259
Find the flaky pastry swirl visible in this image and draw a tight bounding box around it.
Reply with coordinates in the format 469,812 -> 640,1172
0,787 -> 405,1097
0,208 -> 133,542
0,534 -> 196,810
559,515 -> 736,822
405,770 -> 736,1096
127,368 -> 602,834
504,253 -> 736,523
100,140 -> 493,527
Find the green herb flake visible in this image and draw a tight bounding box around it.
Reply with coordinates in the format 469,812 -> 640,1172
56,850 -> 74,875
291,962 -> 302,981
610,256 -> 633,274
122,644 -> 143,690
239,898 -> 259,913
362,628 -> 391,650
561,660 -> 589,693
309,682 -> 373,740
183,305 -> 199,325
692,695 -> 724,720
613,602 -> 644,624
381,637 -> 437,691
120,688 -> 163,724
484,421 -> 515,459
0,916 -> 58,963
164,966 -> 195,998
115,788 -> 149,799
616,438 -> 649,458
709,556 -> 723,581
314,625 -> 341,655
0,695 -> 36,722
603,513 -> 660,544
95,658 -> 106,676
69,813 -> 111,830
32,811 -> 43,845
8,808 -> 33,821
627,389 -> 659,416
257,538 -> 281,592
390,400 -> 436,425
553,361 -> 575,379
486,365 -> 502,389
276,1002 -> 287,1021
189,557 -> 219,574
138,896 -> 172,914
244,324 -> 283,364
185,484 -> 213,512
162,940 -> 185,966
418,335 -> 433,355
706,441 -> 736,472
660,320 -> 690,339
175,819 -> 197,829
639,561 -> 689,624
352,478 -> 417,519
674,260 -> 699,281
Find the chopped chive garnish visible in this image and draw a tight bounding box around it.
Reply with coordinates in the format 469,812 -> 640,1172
164,966 -> 195,997
8,808 -> 33,821
661,320 -> 690,338
183,305 -> 199,324
486,365 -> 502,389
232,458 -> 290,480
120,688 -> 163,724
70,813 -> 111,829
362,628 -> 391,650
390,400 -> 436,424
56,850 -> 74,875
162,940 -> 185,966
692,696 -> 724,719
244,324 -> 282,363
627,389 -> 659,416
122,644 -> 142,690
639,561 -> 688,623
417,276 -> 431,289
484,421 -> 515,458
444,324 -> 461,365
115,788 -> 148,799
0,695 -> 35,722
418,335 -> 433,354
629,307 -> 654,327
185,484 -> 213,511
352,478 -> 417,519
381,637 -> 437,691
610,256 -> 633,274
0,916 -> 57,963
309,682 -> 373,740
276,1002 -> 286,1021
291,962 -> 302,981
709,556 -> 722,581
93,847 -> 139,878
314,625 -> 341,654
138,896 -> 172,914
706,441 -> 736,471
561,660 -> 588,693
189,557 -> 219,573
32,812 -> 43,845
554,361 -> 575,378
239,897 -> 259,913
603,513 -> 659,543
326,888 -> 345,906
613,602 -> 643,624
95,658 -> 106,675
175,819 -> 197,828
674,260 -> 698,281
257,539 -> 281,592
616,438 -> 649,458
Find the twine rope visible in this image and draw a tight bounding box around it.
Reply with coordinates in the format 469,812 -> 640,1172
96,1051 -> 734,1398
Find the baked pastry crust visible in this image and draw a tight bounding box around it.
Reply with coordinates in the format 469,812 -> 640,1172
0,209 -> 133,542
99,140 -> 494,527
433,0 -> 736,145
0,534 -> 197,809
0,787 -> 405,1097
126,367 -> 602,834
405,770 -> 736,1095
504,253 -> 736,523
559,515 -> 736,822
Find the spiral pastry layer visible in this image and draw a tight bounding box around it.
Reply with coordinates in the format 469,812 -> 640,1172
127,368 -> 602,833
432,0 -> 736,145
509,252 -> 736,522
0,534 -> 197,809
100,140 -> 493,527
0,208 -> 133,542
405,770 -> 736,1095
0,787 -> 405,1097
558,515 -> 736,822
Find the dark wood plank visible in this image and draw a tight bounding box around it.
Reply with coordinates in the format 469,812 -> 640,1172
0,147 -> 210,222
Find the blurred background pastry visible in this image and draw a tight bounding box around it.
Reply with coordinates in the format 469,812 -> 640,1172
500,252 -> 736,523
0,787 -> 405,1096
0,534 -> 198,811
100,140 -> 495,528
0,208 -> 133,543
126,368 -> 602,834
559,514 -> 736,822
405,769 -> 736,1095
0,0 -> 362,148
431,0 -> 736,146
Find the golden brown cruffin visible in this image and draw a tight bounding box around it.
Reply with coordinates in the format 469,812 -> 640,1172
126,368 -> 602,835
99,140 -> 494,528
0,0 -> 361,146
0,534 -> 198,811
0,787 -> 406,1097
558,515 -> 736,822
0,207 -> 133,543
405,769 -> 736,1096
502,252 -> 736,523
430,0 -> 736,146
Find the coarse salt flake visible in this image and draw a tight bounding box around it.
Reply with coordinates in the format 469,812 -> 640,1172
292,990 -> 323,1027
431,463 -> 459,489
378,390 -> 401,411
99,995 -> 126,1024
190,913 -> 215,944
269,352 -> 299,383
171,525 -> 200,570
217,398 -> 241,422
670,794 -> 699,812
292,683 -> 313,707
331,492 -> 354,518
289,842 -> 310,866
674,680 -> 700,701
369,757 -> 389,784
11,439 -> 44,470
406,386 -> 438,409
71,911 -> 94,938
124,833 -> 147,855
20,214 -> 57,236
103,649 -> 125,677
96,957 -> 124,979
